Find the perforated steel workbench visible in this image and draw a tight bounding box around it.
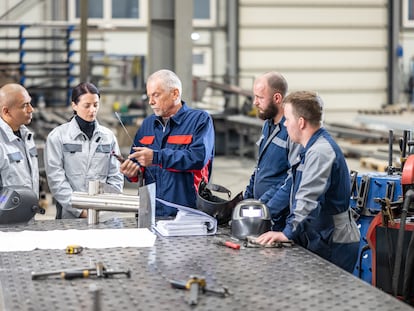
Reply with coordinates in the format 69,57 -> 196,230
0,218 -> 412,311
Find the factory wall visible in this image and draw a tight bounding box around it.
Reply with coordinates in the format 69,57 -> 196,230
238,0 -> 389,111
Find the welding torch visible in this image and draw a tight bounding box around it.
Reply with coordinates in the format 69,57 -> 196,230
31,262 -> 131,280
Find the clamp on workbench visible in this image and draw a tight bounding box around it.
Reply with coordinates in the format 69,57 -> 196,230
170,275 -> 230,306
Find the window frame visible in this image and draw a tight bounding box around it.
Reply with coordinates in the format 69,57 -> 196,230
403,0 -> 414,28
68,0 -> 216,28
193,0 -> 216,27
68,0 -> 148,27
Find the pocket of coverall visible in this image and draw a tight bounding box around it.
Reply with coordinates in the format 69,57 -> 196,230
91,144 -> 111,174
28,147 -> 38,158
63,143 -> 83,176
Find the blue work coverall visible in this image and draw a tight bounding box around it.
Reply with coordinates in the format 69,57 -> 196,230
0,117 -> 39,197
282,128 -> 360,273
244,117 -> 300,229
130,102 -> 215,216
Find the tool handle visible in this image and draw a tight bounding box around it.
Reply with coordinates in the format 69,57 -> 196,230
31,271 -> 60,280
213,238 -> 241,250
170,279 -> 188,289
61,270 -> 91,280
111,152 -> 126,163
103,270 -> 131,278
223,241 -> 240,250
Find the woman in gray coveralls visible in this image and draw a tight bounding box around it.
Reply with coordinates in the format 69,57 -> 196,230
44,82 -> 124,219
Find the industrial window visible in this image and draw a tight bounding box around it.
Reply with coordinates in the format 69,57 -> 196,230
403,0 -> 414,28
69,0 -> 215,27
69,0 -> 147,27
112,0 -> 139,18
194,0 -> 210,19
193,0 -> 216,27
193,53 -> 205,65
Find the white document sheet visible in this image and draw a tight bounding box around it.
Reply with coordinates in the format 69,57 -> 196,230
0,228 -> 156,252
153,198 -> 217,236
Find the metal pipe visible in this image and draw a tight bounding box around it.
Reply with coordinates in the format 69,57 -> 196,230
71,192 -> 140,225
72,192 -> 139,211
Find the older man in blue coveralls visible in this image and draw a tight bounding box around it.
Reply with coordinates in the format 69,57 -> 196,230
120,69 -> 215,216
256,91 -> 360,273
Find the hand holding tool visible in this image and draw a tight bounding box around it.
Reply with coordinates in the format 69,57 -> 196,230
114,112 -> 153,185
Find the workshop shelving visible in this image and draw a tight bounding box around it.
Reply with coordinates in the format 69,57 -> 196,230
0,23 -> 76,106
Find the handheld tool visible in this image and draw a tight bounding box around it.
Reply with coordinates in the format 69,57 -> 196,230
212,237 -> 240,250
31,262 -> 131,280
111,151 -> 126,164
243,235 -> 294,248
114,112 -> 136,147
113,111 -> 147,185
170,276 -> 230,306
65,244 -> 83,255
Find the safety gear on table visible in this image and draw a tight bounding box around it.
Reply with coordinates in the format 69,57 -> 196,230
196,178 -> 243,225
231,199 -> 271,240
0,187 -> 44,224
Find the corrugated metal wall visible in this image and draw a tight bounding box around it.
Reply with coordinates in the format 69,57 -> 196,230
238,0 -> 388,111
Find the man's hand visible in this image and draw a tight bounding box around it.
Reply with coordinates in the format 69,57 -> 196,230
255,231 -> 289,245
130,147 -> 154,167
120,159 -> 140,178
79,209 -> 87,218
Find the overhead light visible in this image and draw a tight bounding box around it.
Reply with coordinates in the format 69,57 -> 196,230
191,32 -> 200,41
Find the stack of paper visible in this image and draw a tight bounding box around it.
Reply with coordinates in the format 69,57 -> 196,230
154,199 -> 217,236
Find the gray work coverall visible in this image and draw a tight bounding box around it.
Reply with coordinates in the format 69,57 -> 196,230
0,117 -> 39,197
44,118 -> 124,218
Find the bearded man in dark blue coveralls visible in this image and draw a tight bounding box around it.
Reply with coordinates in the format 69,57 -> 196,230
244,72 -> 301,230
255,91 -> 360,273
120,69 -> 215,216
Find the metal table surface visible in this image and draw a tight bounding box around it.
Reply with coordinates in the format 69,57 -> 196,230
0,218 -> 412,311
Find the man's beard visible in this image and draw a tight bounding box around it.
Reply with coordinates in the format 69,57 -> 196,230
258,103 -> 278,120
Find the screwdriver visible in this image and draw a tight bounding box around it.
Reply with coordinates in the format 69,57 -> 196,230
213,238 -> 240,250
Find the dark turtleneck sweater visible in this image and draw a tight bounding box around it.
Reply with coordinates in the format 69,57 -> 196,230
75,115 -> 95,140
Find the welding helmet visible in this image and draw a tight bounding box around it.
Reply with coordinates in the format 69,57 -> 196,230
196,178 -> 243,225
231,199 -> 271,240
0,187 -> 45,224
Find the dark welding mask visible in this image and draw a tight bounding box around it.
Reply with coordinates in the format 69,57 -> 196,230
231,199 -> 271,240
196,178 -> 243,225
0,187 -> 45,224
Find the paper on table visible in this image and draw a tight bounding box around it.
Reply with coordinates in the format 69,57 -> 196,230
0,228 -> 156,252
153,198 -> 217,236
